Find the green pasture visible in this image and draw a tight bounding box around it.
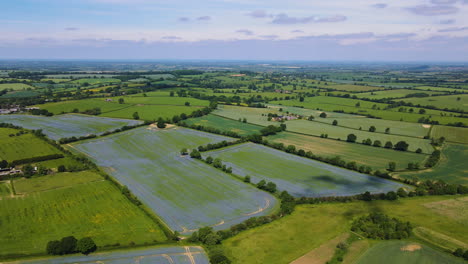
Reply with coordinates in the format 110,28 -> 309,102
184,114 -> 263,136
356,89 -> 446,99
0,171 -> 166,257
431,125 -> 468,144
0,128 -> 61,162
0,83 -> 34,91
34,99 -> 129,114
39,79 -> 71,83
355,240 -> 465,264
397,143 -> 468,185
400,94 -> 468,112
213,105 -> 275,126
325,83 -> 386,92
412,85 -> 468,92
70,78 -> 121,84
100,104 -> 203,121
223,195 -> 468,264
0,182 -> 12,197
116,95 -> 209,106
268,132 -> 428,170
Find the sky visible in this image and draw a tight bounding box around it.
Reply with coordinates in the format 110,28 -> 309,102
1,0 -> 467,61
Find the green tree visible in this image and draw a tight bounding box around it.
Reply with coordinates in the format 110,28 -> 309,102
384,141 -> 393,149
386,191 -> 398,200
170,91 -> 174,97
23,164 -> 34,178
190,149 -> 201,159
0,160 -> 9,168
76,237 -> 97,255
388,162 -> 396,172
132,112 -> 139,120
213,158 -> 222,168
180,148 -> 188,155
185,101 -> 190,106
257,179 -> 266,189
60,236 -> 77,254
394,141 -> 409,151
265,182 -> 277,193
118,98 -> 124,104
397,188 -> 407,197
332,120 -> 338,126
46,240 -> 62,255
369,126 -> 376,132
156,117 -> 166,128
205,156 -> 213,164
319,112 -> 327,118
347,134 -> 357,143
373,140 -> 382,147
415,148 -> 422,153
57,165 -> 66,172
385,127 -> 390,134
244,175 -> 251,183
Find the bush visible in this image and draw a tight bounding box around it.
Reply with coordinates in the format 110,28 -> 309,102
76,237 -> 97,255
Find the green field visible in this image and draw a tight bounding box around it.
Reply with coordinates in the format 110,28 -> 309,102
356,89 -> 446,99
184,114 -> 263,136
268,132 -> 428,170
100,104 -> 203,121
0,182 -> 12,197
70,78 -> 121,84
207,143 -> 407,197
0,83 -> 34,90
397,143 -> 468,185
0,171 -> 166,257
431,125 -> 468,144
222,195 -> 468,264
34,99 -> 129,114
355,241 -> 465,264
0,128 -> 61,162
400,94 -> 468,112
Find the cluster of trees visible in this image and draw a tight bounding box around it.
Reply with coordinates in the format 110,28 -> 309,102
197,140 -> 242,152
46,236 -> 96,255
346,134 -> 411,152
351,213 -> 413,240
29,108 -> 53,116
10,153 -> 64,167
453,248 -> 468,261
81,107 -> 101,115
179,122 -> 242,138
59,134 -> 97,144
424,150 -> 441,168
260,124 -> 286,136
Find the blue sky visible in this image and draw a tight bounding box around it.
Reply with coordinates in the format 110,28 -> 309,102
1,0 -> 467,61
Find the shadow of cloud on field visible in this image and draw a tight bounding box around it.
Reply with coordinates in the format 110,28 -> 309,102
314,175 -> 354,186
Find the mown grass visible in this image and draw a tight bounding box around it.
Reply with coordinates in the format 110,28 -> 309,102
34,99 -> 129,114
356,89 -> 446,99
401,94 -> 468,112
222,195 -> 468,264
0,128 -> 61,162
397,143 -> 468,185
0,171 -> 167,257
184,114 -> 263,136
268,132 -> 428,170
355,240 -> 465,264
431,125 -> 468,144
70,78 -> 121,84
0,182 -> 11,197
0,83 -> 35,90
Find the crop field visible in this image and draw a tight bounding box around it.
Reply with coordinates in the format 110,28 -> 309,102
355,89 -> 446,99
12,246 -> 209,264
70,127 -> 277,233
0,114 -> 142,140
70,78 -> 121,84
184,114 -> 263,136
100,104 -> 204,121
0,128 -> 61,162
267,132 -> 428,170
222,195 -> 468,264
324,84 -> 386,92
412,85 -> 467,92
431,125 -> 468,144
144,73 -> 175,79
44,74 -> 117,78
355,241 -> 465,264
0,171 -> 166,257
206,143 -> 407,197
315,117 -> 431,138
39,78 -> 71,83
117,95 -> 209,106
285,120 -> 433,153
0,182 -> 12,197
400,94 -> 468,112
397,144 -> 468,185
0,83 -> 35,90
213,105 -> 276,126
34,99 -> 131,114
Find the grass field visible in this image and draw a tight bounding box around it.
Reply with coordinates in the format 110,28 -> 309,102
397,143 -> 468,185
285,120 -> 433,153
70,127 -> 277,233
0,83 -> 34,90
0,182 -> 12,197
184,114 -> 263,136
222,195 -> 468,264
0,114 -> 142,140
118,95 -> 209,107
11,246 -> 209,264
206,143 -> 407,197
355,241 -> 465,264
13,171 -> 102,194
0,171 -> 166,257
431,125 -> 468,144
0,128 -> 61,162
400,94 -> 468,112
268,132 -> 428,170
100,104 -> 204,121
356,89 -> 446,99
34,99 -> 130,114
70,78 -> 121,84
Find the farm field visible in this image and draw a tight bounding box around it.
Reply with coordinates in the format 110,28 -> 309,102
324,83 -> 386,92
400,94 -> 468,112
118,95 -> 209,106
397,143 -> 468,185
0,128 -> 61,162
222,195 -> 468,264
355,89 -> 445,99
431,125 -> 468,144
100,104 -> 203,121
0,83 -> 35,90
285,120 -> 433,153
0,171 -> 166,257
70,127 -> 277,233
0,182 -> 12,197
0,114 -> 143,140
184,114 -> 263,136
34,99 -> 131,114
8,246 -> 209,264
70,78 -> 121,84
213,104 -> 275,126
267,132 -> 428,170
355,241 -> 465,264
206,143 -> 407,197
